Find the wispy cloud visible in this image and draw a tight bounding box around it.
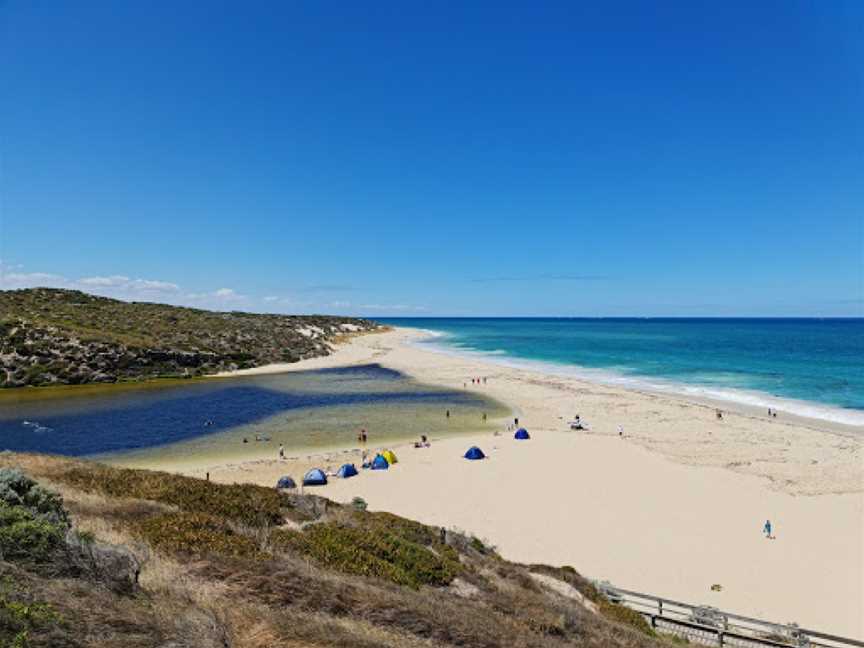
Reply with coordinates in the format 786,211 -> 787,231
79,275 -> 180,293
470,273 -> 612,283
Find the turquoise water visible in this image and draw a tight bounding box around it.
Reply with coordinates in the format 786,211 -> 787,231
381,318 -> 864,426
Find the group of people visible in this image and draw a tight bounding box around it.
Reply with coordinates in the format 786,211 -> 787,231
464,376 -> 488,388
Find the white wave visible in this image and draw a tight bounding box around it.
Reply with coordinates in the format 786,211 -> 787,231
408,332 -> 864,428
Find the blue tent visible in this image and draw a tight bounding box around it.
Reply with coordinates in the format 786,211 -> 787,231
514,428 -> 530,440
302,468 -> 328,486
337,463 -> 359,478
276,476 -> 297,489
371,454 -> 390,470
464,446 -> 486,460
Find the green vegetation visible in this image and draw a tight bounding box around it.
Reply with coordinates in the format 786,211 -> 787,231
0,287 -> 380,387
0,470 -> 68,565
0,578 -> 59,648
0,508 -> 64,565
59,464 -> 295,527
274,518 -> 462,589
137,512 -> 263,559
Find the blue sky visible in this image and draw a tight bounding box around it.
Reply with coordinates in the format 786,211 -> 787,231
1,1 -> 861,316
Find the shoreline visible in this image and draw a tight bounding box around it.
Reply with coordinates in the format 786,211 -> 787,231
126,326 -> 863,636
225,326 -> 864,438
211,327 -> 863,496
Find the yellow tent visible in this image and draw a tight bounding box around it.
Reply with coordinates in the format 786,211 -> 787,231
381,449 -> 398,465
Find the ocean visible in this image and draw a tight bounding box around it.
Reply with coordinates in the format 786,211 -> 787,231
380,318 -> 864,426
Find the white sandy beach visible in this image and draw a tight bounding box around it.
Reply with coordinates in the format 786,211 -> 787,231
176,328 -> 863,637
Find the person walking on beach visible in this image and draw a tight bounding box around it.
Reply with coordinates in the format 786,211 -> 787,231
278,444 -> 285,460
617,424 -> 623,437
763,519 -> 773,539
446,409 -> 450,419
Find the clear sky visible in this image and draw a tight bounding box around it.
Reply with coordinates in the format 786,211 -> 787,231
1,1 -> 862,316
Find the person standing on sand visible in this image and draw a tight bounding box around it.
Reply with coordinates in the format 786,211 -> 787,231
617,425 -> 623,437
278,444 -> 285,460
446,410 -> 450,419
763,519 -> 773,539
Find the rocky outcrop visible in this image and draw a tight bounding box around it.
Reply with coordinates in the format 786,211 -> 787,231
0,288 -> 381,387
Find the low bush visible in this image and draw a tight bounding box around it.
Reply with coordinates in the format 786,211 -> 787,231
0,470 -> 68,566
59,466 -> 289,527
273,521 -> 461,589
0,577 -> 60,648
0,506 -> 65,564
583,584 -> 656,637
0,470 -> 67,527
136,512 -> 264,559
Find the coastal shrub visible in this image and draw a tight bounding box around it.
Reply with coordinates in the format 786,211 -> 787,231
0,469 -> 67,526
59,466 -> 290,527
272,521 -> 461,589
582,583 -> 656,637
0,470 -> 68,565
0,581 -> 59,648
0,506 -> 65,564
137,512 -> 263,559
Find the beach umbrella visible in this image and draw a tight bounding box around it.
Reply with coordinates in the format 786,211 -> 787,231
464,446 -> 486,460
302,468 -> 328,486
514,428 -> 530,440
381,449 -> 398,465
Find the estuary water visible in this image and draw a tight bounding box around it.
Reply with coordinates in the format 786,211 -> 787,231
0,364 -> 507,461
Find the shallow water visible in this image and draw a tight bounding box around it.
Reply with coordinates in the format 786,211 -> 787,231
0,364 -> 509,462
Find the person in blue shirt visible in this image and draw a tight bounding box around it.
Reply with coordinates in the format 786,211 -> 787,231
763,519 -> 773,539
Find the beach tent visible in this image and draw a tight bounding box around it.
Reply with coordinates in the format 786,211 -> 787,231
381,449 -> 398,465
275,476 -> 297,489
464,446 -> 486,460
514,428 -> 530,440
371,454 -> 390,470
302,468 -> 328,486
337,463 -> 359,479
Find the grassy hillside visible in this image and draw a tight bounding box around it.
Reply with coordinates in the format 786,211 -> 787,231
0,288 -> 380,387
0,453 -> 667,648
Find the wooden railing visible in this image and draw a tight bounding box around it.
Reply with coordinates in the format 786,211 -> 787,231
595,583 -> 863,648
